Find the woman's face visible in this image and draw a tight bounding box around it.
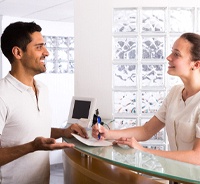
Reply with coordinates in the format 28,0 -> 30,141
166,37 -> 194,78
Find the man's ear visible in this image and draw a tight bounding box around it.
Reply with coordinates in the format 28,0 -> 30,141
12,46 -> 23,59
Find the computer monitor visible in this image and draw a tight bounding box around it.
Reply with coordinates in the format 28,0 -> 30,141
67,96 -> 96,128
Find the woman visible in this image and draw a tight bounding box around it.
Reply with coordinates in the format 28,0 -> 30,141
92,33 -> 200,165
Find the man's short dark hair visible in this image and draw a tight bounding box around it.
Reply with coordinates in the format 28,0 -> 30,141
1,21 -> 42,63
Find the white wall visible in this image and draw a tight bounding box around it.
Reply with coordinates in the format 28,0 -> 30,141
74,0 -> 113,119
0,16 -> 74,164
74,0 -> 200,120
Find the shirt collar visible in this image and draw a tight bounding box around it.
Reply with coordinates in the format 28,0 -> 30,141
5,72 -> 33,92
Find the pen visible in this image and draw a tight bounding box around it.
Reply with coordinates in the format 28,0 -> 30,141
97,116 -> 101,140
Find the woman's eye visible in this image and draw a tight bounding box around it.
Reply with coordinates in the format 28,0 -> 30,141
173,52 -> 180,57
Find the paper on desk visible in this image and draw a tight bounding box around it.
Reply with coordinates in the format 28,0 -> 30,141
71,133 -> 112,146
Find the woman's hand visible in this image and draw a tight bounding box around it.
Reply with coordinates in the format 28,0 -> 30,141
92,123 -> 109,140
113,137 -> 144,151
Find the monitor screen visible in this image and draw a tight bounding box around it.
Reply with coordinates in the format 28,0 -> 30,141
67,96 -> 96,127
72,100 -> 91,119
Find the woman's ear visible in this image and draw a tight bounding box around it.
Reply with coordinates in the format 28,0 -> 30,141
12,46 -> 23,59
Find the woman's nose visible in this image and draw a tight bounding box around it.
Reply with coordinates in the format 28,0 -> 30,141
166,53 -> 171,61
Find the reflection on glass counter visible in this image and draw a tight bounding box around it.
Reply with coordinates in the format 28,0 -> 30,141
63,136 -> 200,183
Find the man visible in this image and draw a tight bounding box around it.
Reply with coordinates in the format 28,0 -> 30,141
0,21 -> 88,184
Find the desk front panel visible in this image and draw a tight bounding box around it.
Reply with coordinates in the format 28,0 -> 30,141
63,137 -> 200,183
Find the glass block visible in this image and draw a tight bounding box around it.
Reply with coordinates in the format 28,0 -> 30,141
46,48 -> 56,61
44,36 -> 57,47
57,37 -> 68,48
113,8 -> 137,33
113,91 -> 137,115
57,62 -> 68,73
112,6 -> 198,150
45,61 -> 67,74
167,75 -> 182,87
43,36 -> 74,74
141,91 -> 165,114
140,118 -> 149,126
151,130 -> 165,141
113,37 -> 137,59
57,49 -> 68,61
69,49 -> 74,61
142,36 -> 165,59
45,61 -> 56,73
169,8 -> 194,33
141,8 -> 165,32
141,64 -> 165,87
168,36 -> 179,50
140,119 -> 165,142
68,37 -> 74,60
198,8 -> 200,32
113,64 -> 137,87
113,118 -> 137,130
68,61 -> 74,73
68,37 -> 74,47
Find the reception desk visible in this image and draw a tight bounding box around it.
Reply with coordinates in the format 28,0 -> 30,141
62,135 -> 200,184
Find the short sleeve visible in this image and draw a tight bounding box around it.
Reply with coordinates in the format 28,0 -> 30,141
196,115 -> 200,138
155,96 -> 167,124
0,97 -> 7,134
155,85 -> 182,124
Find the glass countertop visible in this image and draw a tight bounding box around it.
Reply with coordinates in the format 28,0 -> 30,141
63,133 -> 200,183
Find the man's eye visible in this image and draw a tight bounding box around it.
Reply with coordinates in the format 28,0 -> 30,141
36,45 -> 42,50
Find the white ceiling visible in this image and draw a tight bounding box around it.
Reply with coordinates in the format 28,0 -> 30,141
0,0 -> 74,22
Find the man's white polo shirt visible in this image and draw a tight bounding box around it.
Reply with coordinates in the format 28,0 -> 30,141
0,73 -> 51,184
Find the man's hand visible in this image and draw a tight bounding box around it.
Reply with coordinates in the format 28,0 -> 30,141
65,123 -> 89,139
32,137 -> 75,151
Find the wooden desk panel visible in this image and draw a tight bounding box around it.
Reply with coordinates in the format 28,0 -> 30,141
63,148 -> 162,184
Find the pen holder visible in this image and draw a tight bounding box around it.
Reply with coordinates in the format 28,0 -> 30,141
92,114 -> 104,127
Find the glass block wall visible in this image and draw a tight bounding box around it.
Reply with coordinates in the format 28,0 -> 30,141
44,36 -> 74,74
112,7 -> 200,150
